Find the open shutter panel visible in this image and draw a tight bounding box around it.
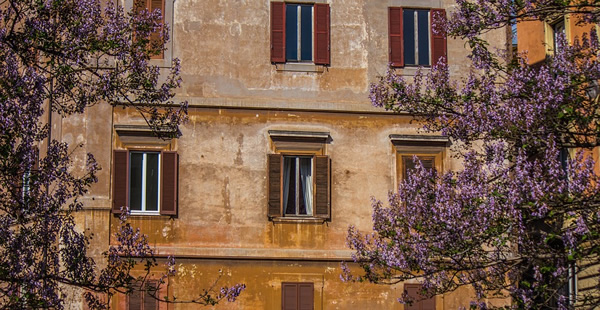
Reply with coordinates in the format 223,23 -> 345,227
150,0 -> 165,59
298,283 -> 314,310
268,154 -> 282,218
314,155 -> 330,219
112,150 -> 128,214
430,8 -> 447,67
271,2 -> 286,63
282,283 -> 298,310
314,3 -> 330,65
389,7 -> 404,67
160,151 -> 178,216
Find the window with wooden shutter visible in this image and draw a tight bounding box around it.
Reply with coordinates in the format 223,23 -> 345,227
271,2 -> 330,65
134,0 -> 165,59
389,7 -> 404,67
314,3 -> 330,65
112,150 -> 178,216
389,7 -> 447,67
282,282 -> 314,310
268,154 -> 331,221
431,9 -> 447,67
402,156 -> 436,181
404,284 -> 435,310
128,280 -> 159,310
271,2 -> 286,63
112,150 -> 129,214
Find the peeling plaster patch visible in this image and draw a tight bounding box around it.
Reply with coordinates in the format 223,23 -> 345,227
162,225 -> 171,238
234,133 -> 243,165
229,21 -> 242,36
222,176 -> 232,224
325,267 -> 336,274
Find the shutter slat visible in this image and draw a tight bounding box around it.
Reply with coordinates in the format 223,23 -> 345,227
314,4 -> 330,65
112,150 -> 129,214
431,9 -> 447,67
160,151 -> 178,216
282,283 -> 298,310
271,2 -> 286,63
298,283 -> 314,310
268,154 -> 282,218
314,155 -> 330,219
389,7 -> 404,67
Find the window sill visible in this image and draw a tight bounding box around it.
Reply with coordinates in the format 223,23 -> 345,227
393,66 -> 431,76
270,216 -> 328,224
275,63 -> 325,73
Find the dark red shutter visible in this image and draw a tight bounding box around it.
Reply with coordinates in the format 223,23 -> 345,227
268,154 -> 282,218
405,284 -> 436,310
160,151 -> 178,216
128,291 -> 142,310
314,155 -> 330,219
431,9 -> 447,67
298,283 -> 314,310
389,7 -> 404,67
150,0 -> 165,59
271,2 -> 286,63
314,4 -> 330,65
143,281 -> 158,310
112,150 -> 129,214
282,283 -> 298,310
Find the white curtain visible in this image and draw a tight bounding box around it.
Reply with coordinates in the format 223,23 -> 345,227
300,159 -> 313,215
282,158 -> 292,213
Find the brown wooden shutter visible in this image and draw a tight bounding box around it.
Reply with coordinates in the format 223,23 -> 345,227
150,0 -> 165,59
282,283 -> 298,310
314,155 -> 330,219
389,7 -> 404,67
271,2 -> 286,63
160,151 -> 178,216
431,9 -> 447,67
314,3 -> 330,65
268,154 -> 282,218
405,284 -> 435,310
112,150 -> 129,214
32,146 -> 39,171
143,281 -> 158,310
298,283 -> 314,310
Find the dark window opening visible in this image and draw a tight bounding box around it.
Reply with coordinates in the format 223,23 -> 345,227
283,156 -> 313,216
286,4 -> 313,62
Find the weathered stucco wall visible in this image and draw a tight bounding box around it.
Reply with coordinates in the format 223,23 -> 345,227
56,0 -> 510,308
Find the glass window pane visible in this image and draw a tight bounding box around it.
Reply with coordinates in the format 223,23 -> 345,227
284,157 -> 297,215
286,4 -> 298,61
403,9 -> 415,65
300,5 -> 312,61
130,153 -> 143,211
417,10 -> 430,66
298,157 -> 312,215
145,153 -> 159,211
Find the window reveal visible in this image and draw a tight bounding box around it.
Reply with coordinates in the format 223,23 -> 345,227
283,156 -> 313,216
286,4 -> 313,62
129,152 -> 160,213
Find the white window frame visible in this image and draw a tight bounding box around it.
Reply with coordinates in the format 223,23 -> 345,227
129,151 -> 161,215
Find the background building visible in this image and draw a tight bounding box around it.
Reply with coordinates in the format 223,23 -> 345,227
60,0 -> 507,309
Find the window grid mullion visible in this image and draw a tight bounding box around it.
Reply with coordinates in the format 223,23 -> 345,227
297,5 -> 301,61
295,157 -> 300,215
414,10 -> 419,65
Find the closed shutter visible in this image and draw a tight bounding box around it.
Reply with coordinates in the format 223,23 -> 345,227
314,3 -> 330,65
128,290 -> 142,310
160,151 -> 178,216
112,150 -> 129,214
389,7 -> 404,67
405,284 -> 436,310
271,2 -> 286,63
282,283 -> 298,310
143,281 -> 158,310
298,283 -> 314,310
430,8 -> 447,67
403,156 -> 435,181
268,154 -> 282,218
314,155 -> 330,219
150,0 -> 165,59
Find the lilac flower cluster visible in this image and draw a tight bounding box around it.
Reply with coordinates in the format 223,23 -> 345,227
350,1 -> 600,309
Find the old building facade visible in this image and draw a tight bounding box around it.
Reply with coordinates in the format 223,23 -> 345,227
60,0 -> 506,309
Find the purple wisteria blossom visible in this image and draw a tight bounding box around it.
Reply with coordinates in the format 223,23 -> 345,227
0,0 -> 243,308
347,1 -> 600,309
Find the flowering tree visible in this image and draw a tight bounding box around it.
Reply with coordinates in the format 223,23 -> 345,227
0,0 -> 243,308
346,1 -> 600,309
